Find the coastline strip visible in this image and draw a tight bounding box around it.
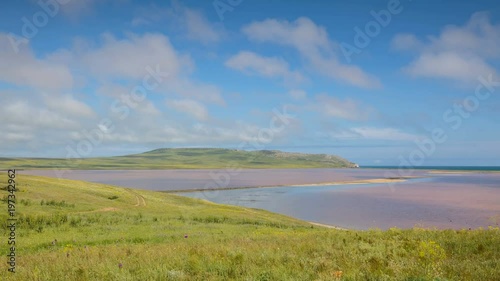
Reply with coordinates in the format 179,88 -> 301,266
166,177 -> 412,193
308,221 -> 348,230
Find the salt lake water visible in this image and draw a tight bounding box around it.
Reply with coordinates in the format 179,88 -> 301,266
24,168 -> 500,230
179,173 -> 500,230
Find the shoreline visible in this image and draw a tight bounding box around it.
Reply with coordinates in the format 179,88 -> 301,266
308,221 -> 349,230
427,170 -> 500,174
165,177 -> 413,193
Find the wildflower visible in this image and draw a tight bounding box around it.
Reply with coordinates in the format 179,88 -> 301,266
118,263 -> 123,269
333,270 -> 343,278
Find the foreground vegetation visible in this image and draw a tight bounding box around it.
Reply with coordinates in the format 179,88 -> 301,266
0,148 -> 357,170
1,173 -> 499,280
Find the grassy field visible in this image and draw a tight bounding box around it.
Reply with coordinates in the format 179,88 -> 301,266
1,173 -> 499,280
0,148 -> 357,170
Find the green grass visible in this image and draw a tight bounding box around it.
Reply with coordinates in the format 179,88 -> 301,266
0,148 -> 357,170
1,173 -> 499,280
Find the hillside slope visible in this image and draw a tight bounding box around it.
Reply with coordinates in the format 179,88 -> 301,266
0,173 -> 498,280
0,148 -> 357,170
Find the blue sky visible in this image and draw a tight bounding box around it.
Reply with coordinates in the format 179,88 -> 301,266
0,0 -> 499,166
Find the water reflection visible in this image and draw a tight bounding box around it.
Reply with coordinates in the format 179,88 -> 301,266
180,175 -> 500,230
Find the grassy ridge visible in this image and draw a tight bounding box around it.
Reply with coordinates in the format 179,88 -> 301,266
0,148 -> 356,170
1,173 -> 499,280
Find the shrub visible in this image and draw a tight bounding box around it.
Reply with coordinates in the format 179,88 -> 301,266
42,200 -> 75,208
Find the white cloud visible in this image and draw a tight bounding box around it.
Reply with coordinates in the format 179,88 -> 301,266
289,89 -> 307,100
243,17 -> 331,53
3,132 -> 33,142
183,9 -> 222,44
351,127 -> 419,141
167,78 -> 226,105
0,99 -> 82,134
81,33 -> 225,105
324,126 -> 419,141
392,12 -> 500,84
167,99 -> 209,121
81,33 -> 190,80
44,94 -> 95,118
225,51 -> 304,83
313,94 -> 373,121
56,0 -> 130,21
0,33 -> 74,91
0,30 -> 229,155
242,17 -> 381,89
95,83 -> 162,117
135,1 -> 224,44
58,0 -> 98,18
404,52 -> 495,81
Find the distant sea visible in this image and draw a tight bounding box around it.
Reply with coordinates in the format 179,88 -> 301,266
361,166 -> 500,171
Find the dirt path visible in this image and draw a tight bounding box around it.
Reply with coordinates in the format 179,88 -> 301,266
126,189 -> 147,207
73,189 -> 147,214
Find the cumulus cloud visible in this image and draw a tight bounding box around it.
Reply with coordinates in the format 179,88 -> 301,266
170,1 -> 224,44
242,17 -> 381,89
78,32 -> 225,105
312,94 -> 374,121
0,30 -> 230,156
0,95 -> 87,154
325,126 -> 419,141
54,0 -> 130,21
183,9 -> 222,44
392,12 -> 500,84
167,99 -> 209,121
350,127 -> 419,141
81,33 -> 190,80
0,33 -> 74,91
405,52 -> 495,81
167,78 -> 226,105
225,51 -> 304,83
75,32 -> 225,104
133,1 -> 224,44
44,94 -> 96,118
289,89 -> 307,100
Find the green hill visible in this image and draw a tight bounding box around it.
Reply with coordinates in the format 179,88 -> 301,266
0,173 -> 498,280
0,148 -> 357,170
